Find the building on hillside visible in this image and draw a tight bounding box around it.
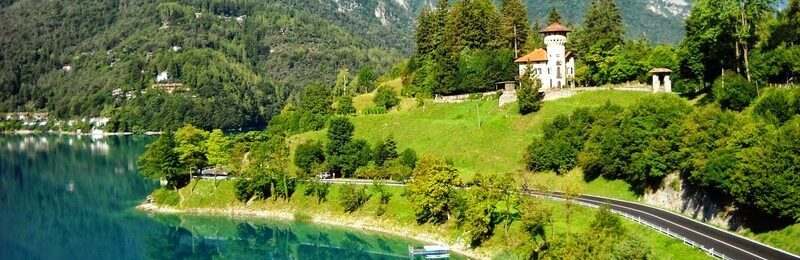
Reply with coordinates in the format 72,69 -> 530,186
514,23 -> 575,91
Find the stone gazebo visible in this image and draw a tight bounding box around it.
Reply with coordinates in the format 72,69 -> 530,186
649,68 -> 673,93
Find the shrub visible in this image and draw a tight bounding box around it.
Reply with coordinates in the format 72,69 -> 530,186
374,86 -> 400,110
294,140 -> 325,175
339,185 -> 371,213
399,148 -> 418,169
362,106 -> 388,115
336,95 -> 357,115
374,136 -> 398,166
712,73 -> 757,111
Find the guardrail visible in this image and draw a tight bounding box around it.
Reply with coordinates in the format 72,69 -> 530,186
525,192 -> 732,260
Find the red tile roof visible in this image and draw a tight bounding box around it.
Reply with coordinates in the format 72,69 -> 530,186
540,23 -> 571,33
514,48 -> 548,63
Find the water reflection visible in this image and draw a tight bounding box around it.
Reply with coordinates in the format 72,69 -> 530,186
143,215 -> 432,260
0,135 -> 460,260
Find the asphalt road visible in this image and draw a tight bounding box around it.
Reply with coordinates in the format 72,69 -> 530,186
533,191 -> 799,260
321,179 -> 799,260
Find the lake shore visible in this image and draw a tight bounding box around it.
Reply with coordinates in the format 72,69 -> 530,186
136,201 -> 489,259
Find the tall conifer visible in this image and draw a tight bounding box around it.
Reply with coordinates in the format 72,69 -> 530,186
501,0 -> 532,57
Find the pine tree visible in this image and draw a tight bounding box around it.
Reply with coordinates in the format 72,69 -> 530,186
582,0 -> 624,50
524,18 -> 545,52
414,7 -> 436,61
501,0 -> 532,58
547,7 -> 562,25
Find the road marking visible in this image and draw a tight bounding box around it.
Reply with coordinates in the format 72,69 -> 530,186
570,196 -> 767,260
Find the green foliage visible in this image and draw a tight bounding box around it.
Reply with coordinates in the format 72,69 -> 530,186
678,105 -> 737,190
547,7 -> 562,24
406,155 -> 459,224
299,84 -> 334,131
399,148 -> 418,169
362,106 -> 388,115
174,124 -> 209,172
578,95 -> 691,191
204,129 -> 229,167
294,140 -> 325,175
374,86 -> 400,110
576,0 -> 624,54
712,73 -> 758,111
463,173 -> 501,247
517,66 -> 543,115
355,66 -> 377,94
326,117 -> 354,175
336,95 -> 357,115
500,0 -> 531,57
753,88 -> 799,126
339,184 -> 371,213
374,136 -> 399,166
138,132 -> 188,189
304,178 -> 332,204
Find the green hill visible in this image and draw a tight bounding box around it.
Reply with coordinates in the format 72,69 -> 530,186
291,89 -> 650,194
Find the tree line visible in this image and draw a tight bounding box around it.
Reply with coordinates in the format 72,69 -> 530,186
525,87 -> 800,222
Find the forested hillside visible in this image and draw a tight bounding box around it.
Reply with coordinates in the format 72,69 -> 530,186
0,0 -> 412,131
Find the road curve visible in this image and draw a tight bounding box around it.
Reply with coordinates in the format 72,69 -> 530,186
533,192 -> 798,260
321,179 -> 798,260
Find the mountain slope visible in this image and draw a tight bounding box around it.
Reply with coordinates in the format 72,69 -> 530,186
0,0 -> 413,130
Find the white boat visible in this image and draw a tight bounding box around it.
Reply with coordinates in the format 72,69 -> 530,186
409,245 -> 450,259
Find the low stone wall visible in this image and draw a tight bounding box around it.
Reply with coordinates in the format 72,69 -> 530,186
433,91 -> 498,104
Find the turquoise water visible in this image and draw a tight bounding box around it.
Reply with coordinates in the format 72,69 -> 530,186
0,135 -> 448,260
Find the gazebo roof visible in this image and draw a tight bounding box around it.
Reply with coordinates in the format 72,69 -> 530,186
649,68 -> 673,74
540,23 -> 571,33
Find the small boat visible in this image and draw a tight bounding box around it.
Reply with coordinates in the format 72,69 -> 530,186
409,245 -> 450,259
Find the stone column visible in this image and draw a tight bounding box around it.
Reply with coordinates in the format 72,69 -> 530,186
664,75 -> 672,92
652,75 -> 660,92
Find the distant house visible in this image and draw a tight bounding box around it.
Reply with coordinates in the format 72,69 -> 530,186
514,23 -> 575,91
156,71 -> 170,83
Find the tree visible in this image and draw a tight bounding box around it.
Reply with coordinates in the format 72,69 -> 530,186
415,7 -> 436,61
336,95 -> 356,115
581,0 -> 624,51
399,148 -> 418,169
463,173 -> 501,247
299,83 -> 334,131
333,68 -> 351,97
204,129 -> 229,167
712,73 -> 757,111
138,132 -> 188,189
753,88 -> 798,126
174,124 -> 209,173
519,197 -> 553,258
547,7 -> 562,24
678,105 -> 737,191
374,136 -> 399,166
326,117 -> 354,176
339,184 -> 371,213
374,86 -> 400,110
355,66 -> 376,94
294,140 -> 325,175
500,0 -> 531,57
406,154 -> 459,224
517,66 -> 543,115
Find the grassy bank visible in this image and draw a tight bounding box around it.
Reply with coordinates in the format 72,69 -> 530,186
146,179 -> 711,259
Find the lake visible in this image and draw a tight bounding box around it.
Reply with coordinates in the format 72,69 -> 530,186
0,134 -> 443,260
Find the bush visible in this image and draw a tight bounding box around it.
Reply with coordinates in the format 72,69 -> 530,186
339,184 -> 371,213
362,105 -> 388,115
294,140 -> 325,175
374,136 -> 398,166
336,95 -> 357,115
399,148 -> 418,169
753,88 -> 798,126
234,178 -> 255,202
304,179 -> 331,203
374,86 -> 400,110
712,73 -> 757,111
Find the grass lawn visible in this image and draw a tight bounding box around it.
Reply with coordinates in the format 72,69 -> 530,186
293,89 -> 651,178
741,224 -> 800,255
155,179 -> 711,259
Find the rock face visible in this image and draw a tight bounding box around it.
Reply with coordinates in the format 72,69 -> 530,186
643,173 -> 744,230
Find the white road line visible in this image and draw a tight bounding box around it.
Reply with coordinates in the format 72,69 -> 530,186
573,196 -> 767,260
